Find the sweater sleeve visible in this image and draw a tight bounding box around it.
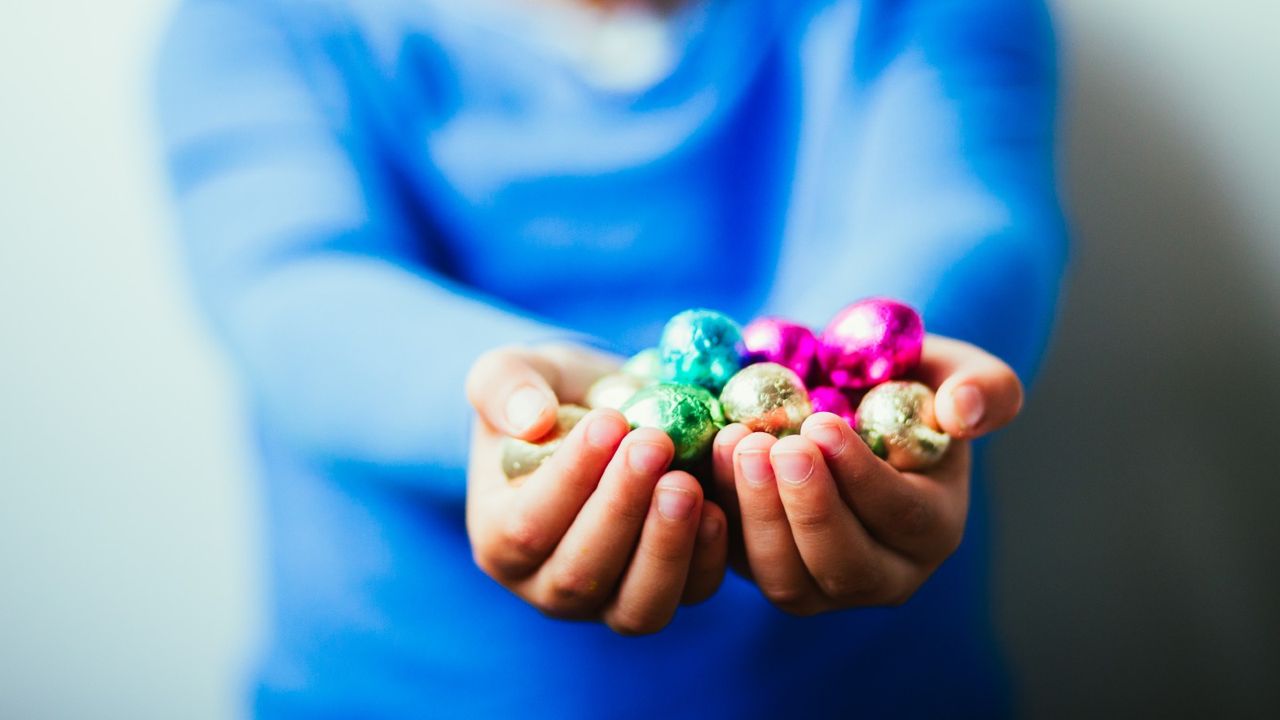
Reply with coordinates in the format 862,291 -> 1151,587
771,0 -> 1069,383
154,0 -> 574,487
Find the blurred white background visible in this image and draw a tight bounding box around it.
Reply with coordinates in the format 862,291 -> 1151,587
1,1 -> 1277,718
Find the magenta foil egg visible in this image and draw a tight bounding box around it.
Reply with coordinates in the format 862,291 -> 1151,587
808,386 -> 858,427
819,298 -> 924,390
742,317 -> 819,381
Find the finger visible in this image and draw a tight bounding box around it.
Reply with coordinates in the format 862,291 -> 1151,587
770,434 -> 919,606
528,343 -> 624,405
711,423 -> 751,555
914,335 -> 1024,440
604,471 -> 703,635
801,413 -> 968,563
531,428 -> 674,617
682,501 -> 728,605
466,347 -> 559,439
733,432 -> 825,614
478,409 -> 630,579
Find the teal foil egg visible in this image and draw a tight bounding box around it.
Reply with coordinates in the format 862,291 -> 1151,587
621,383 -> 721,464
658,309 -> 745,394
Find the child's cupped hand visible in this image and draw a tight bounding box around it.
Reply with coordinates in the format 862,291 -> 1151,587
464,336 -> 1022,632
709,335 -> 1023,615
464,344 -> 729,635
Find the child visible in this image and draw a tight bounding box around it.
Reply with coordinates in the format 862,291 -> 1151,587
156,0 -> 1065,716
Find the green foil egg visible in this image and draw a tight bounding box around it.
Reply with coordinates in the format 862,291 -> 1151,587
658,309 -> 745,394
621,383 -> 720,464
719,362 -> 813,437
854,381 -> 950,471
500,404 -> 590,480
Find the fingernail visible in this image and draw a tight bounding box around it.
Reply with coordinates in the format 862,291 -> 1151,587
505,386 -> 550,433
738,450 -> 774,487
699,513 -> 722,543
806,422 -> 847,456
628,442 -> 669,475
772,451 -> 814,485
586,413 -> 625,449
952,384 -> 985,431
657,488 -> 696,520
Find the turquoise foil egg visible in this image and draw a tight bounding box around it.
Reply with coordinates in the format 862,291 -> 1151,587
658,309 -> 745,394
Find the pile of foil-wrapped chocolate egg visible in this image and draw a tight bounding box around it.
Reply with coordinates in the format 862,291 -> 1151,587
501,298 -> 950,479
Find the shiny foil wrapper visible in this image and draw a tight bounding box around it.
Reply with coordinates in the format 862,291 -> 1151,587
621,382 -> 720,463
585,372 -> 650,411
819,298 -> 924,391
808,386 -> 858,428
854,382 -> 950,471
659,309 -> 745,394
500,404 -> 590,480
621,348 -> 664,380
719,363 -> 813,437
742,317 -> 820,383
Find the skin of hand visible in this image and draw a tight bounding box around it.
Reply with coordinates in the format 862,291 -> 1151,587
465,343 -> 729,635
708,335 -> 1024,615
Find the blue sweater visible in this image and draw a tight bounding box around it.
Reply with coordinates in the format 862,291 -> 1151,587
156,0 -> 1066,717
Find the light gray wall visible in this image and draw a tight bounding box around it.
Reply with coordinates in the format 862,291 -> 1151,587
0,2 -> 259,719
990,1 -> 1280,717
0,1 -> 1276,718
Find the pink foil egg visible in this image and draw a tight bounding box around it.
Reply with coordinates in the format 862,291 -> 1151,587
819,298 -> 924,391
808,386 -> 859,427
742,317 -> 819,382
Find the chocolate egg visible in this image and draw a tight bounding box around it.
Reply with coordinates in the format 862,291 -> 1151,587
658,309 -> 745,394
808,386 -> 858,427
854,382 -> 950,471
585,372 -> 650,411
501,404 -> 590,480
621,382 -> 720,463
819,298 -> 924,390
621,347 -> 663,380
742,317 -> 820,382
719,362 -> 813,437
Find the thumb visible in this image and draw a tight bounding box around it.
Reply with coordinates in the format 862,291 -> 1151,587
918,336 -> 1024,440
466,348 -> 560,440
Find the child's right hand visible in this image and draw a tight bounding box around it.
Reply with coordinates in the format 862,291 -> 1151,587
464,344 -> 729,635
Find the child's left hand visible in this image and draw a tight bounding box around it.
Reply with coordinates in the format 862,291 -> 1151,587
709,335 -> 1023,614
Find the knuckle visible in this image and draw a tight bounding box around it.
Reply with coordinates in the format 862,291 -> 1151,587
815,571 -> 870,603
470,543 -> 502,579
821,562 -> 888,605
496,515 -> 549,569
607,607 -> 666,636
760,583 -> 815,613
536,596 -> 594,621
544,566 -> 605,610
785,502 -> 834,532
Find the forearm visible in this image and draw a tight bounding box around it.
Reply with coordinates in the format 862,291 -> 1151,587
213,250 -> 577,477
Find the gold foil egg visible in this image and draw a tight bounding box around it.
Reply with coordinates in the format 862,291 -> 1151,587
854,381 -> 950,471
718,362 -> 813,437
500,404 -> 590,480
585,372 -> 650,411
621,348 -> 664,380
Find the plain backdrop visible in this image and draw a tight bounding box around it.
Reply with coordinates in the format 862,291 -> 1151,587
1,1 -> 1276,718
